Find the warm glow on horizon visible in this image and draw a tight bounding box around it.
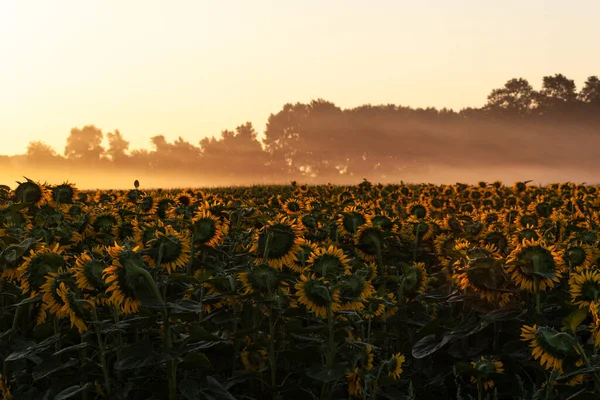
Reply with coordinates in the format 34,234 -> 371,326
1,0 -> 599,156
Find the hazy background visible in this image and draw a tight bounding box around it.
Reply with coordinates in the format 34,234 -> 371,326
1,0 -> 599,189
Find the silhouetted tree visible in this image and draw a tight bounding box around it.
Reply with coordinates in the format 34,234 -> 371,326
106,130 -> 130,162
485,78 -> 537,116
65,125 -> 105,162
26,141 -> 62,165
579,76 -> 600,105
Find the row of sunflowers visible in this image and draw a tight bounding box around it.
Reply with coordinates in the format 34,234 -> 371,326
1,178 -> 600,399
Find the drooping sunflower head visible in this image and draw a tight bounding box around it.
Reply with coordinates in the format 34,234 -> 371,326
51,182 -> 78,205
512,225 -> 540,248
144,225 -> 192,274
307,245 -> 352,279
521,324 -> 575,372
338,274 -> 375,311
40,267 -> 73,316
569,269 -> 600,309
563,242 -> 593,270
405,201 -> 429,219
481,228 -> 510,255
505,239 -> 565,292
56,282 -> 88,333
238,264 -> 285,296
18,244 -> 67,297
74,251 -> 109,294
401,262 -> 429,298
337,206 -> 369,237
354,223 -> 385,261
294,274 -> 341,319
13,178 -> 51,207
137,194 -> 159,215
89,208 -> 121,240
251,215 -> 303,269
470,356 -> 504,390
103,243 -> 144,314
191,209 -> 228,248
290,238 -> 317,273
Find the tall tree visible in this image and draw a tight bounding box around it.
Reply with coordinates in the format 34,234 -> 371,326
106,130 -> 130,162
578,76 -> 600,105
484,78 -> 536,116
64,125 -> 105,162
26,141 -> 61,165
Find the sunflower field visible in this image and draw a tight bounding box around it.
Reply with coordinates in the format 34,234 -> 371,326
2,178 -> 600,400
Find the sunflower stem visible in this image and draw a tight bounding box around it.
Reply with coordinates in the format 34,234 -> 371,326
53,317 -> 61,352
477,379 -> 483,400
86,302 -> 111,396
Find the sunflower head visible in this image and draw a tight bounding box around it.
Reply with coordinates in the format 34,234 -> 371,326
294,274 -> 341,319
191,210 -> 228,248
307,245 -> 351,279
338,274 -> 375,311
251,215 -> 303,269
569,269 -> 600,309
51,182 -> 78,205
385,353 -> 405,380
239,264 -> 285,296
13,178 -> 50,207
337,207 -> 369,237
354,223 -> 385,261
470,356 -> 504,390
144,225 -> 192,274
19,244 -> 67,296
505,239 -> 565,292
520,325 -> 575,371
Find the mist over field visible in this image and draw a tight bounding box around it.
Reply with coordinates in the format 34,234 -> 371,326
2,74 -> 600,190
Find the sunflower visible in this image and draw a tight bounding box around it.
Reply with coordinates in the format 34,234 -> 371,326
569,269 -> 600,309
18,244 -> 67,297
40,267 -> 73,316
563,242 -> 593,271
57,282 -> 88,333
50,182 -> 78,205
238,264 -> 285,296
103,243 -> 143,314
336,206 -> 369,237
354,223 -> 385,261
241,348 -> 268,372
93,190 -> 115,205
481,228 -> 511,255
511,225 -> 540,248
89,208 -> 121,239
191,209 -> 229,248
402,262 -> 429,299
294,274 -> 341,319
74,251 -> 108,293
404,216 -> 433,241
289,238 -> 317,273
12,178 -> 51,207
345,368 -> 362,396
144,225 -> 192,274
251,215 -> 303,269
386,353 -> 405,380
470,356 -> 504,390
338,274 -> 375,311
521,324 -> 577,372
280,197 -> 304,215
307,245 -> 352,279
505,239 -> 565,292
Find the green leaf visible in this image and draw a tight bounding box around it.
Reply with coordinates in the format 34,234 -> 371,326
53,383 -> 94,400
6,335 -> 61,361
53,342 -> 88,357
557,365 -> 600,380
538,328 -> 576,353
180,351 -> 211,370
411,334 -> 453,359
563,308 -> 589,333
33,357 -> 78,380
201,376 -> 237,400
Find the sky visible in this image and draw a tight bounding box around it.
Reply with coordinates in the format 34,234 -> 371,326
1,0 -> 599,156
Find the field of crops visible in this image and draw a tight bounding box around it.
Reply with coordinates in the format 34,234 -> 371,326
1,179 -> 600,400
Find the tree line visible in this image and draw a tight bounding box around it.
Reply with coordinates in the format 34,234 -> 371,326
3,73 -> 600,183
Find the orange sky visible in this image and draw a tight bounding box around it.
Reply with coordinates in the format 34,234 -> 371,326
1,0 -> 599,156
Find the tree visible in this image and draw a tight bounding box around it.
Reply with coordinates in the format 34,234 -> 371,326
26,141 -> 61,165
537,74 -> 578,114
64,125 -> 105,162
484,78 -> 537,116
106,130 -> 130,162
578,76 -> 600,105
